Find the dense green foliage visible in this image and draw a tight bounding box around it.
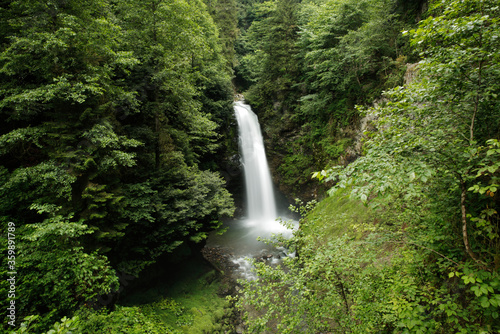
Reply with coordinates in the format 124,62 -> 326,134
17,268 -> 234,334
0,0 -> 235,331
2,0 -> 499,332
204,0 -> 239,73
237,0 -> 500,332
235,0 -> 422,197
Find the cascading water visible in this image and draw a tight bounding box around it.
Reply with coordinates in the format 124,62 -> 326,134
206,101 -> 295,279
234,101 -> 277,224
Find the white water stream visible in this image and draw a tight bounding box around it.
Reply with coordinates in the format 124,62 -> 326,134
235,101 -> 278,225
206,101 -> 295,279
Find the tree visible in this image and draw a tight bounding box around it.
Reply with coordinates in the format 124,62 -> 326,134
298,0 -> 403,127
0,0 -> 134,329
0,0 -> 235,330
243,0 -> 301,116
319,0 -> 500,330
327,0 -> 500,268
109,0 -> 234,273
204,0 -> 239,73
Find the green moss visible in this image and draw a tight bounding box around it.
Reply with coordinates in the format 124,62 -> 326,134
303,187 -> 374,241
137,269 -> 232,334
278,152 -> 315,187
318,137 -> 353,162
73,268 -> 234,334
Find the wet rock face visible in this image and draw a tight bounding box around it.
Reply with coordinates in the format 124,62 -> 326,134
202,246 -> 247,333
201,246 -> 239,296
202,240 -> 296,333
202,245 -> 294,283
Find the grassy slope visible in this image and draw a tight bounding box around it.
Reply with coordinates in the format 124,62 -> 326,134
292,188 -> 430,332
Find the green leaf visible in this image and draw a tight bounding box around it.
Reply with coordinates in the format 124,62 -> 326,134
480,297 -> 490,308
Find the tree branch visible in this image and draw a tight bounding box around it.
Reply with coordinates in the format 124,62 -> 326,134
470,58 -> 482,143
408,241 -> 460,267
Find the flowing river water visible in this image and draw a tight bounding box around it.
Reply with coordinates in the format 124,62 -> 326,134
206,101 -> 296,280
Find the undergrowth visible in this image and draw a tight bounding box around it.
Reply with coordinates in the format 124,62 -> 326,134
235,187 -> 500,333
16,269 -> 236,334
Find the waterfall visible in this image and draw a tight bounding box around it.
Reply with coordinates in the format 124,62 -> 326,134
205,101 -> 296,279
234,101 -> 277,221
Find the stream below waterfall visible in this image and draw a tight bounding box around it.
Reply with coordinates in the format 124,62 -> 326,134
206,101 -> 297,280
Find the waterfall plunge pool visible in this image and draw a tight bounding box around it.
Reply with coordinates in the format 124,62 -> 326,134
205,216 -> 297,280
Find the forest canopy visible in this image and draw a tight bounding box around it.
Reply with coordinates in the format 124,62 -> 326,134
0,0 -> 235,331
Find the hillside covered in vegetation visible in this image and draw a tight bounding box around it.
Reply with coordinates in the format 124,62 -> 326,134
236,0 -> 500,333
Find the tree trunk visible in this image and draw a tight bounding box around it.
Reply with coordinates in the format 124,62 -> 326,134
460,179 -> 489,270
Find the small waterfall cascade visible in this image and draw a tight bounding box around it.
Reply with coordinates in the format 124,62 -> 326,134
234,101 -> 277,223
